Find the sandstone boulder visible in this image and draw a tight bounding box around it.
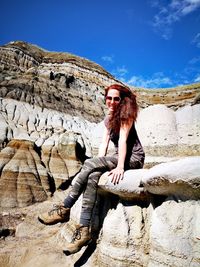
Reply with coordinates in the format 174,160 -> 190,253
148,200 -> 200,267
136,104 -> 200,157
98,169 -> 148,200
142,156 -> 200,200
98,202 -> 150,267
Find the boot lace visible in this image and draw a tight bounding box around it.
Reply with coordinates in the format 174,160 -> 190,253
48,204 -> 65,217
71,227 -> 82,243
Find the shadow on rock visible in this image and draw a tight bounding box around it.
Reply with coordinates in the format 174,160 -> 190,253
74,240 -> 97,267
63,240 -> 97,267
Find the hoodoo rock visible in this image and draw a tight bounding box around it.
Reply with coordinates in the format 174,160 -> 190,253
0,139 -> 50,208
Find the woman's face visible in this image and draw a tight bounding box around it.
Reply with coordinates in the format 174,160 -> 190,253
105,89 -> 121,114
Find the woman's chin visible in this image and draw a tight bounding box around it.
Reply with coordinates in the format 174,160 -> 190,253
108,110 -> 114,115
108,107 -> 115,113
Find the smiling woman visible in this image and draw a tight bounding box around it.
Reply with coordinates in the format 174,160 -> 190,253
104,84 -> 138,133
38,83 -> 145,256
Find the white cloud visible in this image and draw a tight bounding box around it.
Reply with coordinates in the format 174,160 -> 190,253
112,66 -> 128,78
151,0 -> 200,39
101,55 -> 114,64
194,74 -> 200,82
112,67 -> 199,88
127,72 -> 173,88
116,66 -> 128,76
181,0 -> 200,14
192,33 -> 200,48
189,56 -> 200,64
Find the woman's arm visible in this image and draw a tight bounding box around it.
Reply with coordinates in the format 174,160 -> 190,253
98,124 -> 110,157
109,119 -> 133,184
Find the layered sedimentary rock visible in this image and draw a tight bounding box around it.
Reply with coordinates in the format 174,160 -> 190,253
0,41 -> 117,123
0,41 -> 200,267
2,155 -> 199,267
1,41 -> 200,123
136,83 -> 200,109
0,40 -> 119,208
0,101 -> 94,207
1,98 -> 199,207
0,139 -> 50,208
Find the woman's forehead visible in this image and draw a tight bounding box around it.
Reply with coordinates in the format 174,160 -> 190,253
107,89 -> 120,95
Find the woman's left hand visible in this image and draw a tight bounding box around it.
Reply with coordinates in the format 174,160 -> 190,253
108,167 -> 124,185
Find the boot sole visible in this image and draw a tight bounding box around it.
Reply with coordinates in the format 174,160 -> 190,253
63,239 -> 93,256
38,216 -> 69,225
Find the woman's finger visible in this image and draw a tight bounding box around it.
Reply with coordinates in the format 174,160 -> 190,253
113,174 -> 117,184
111,173 -> 115,183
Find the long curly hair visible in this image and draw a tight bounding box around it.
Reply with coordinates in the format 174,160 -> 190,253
105,84 -> 138,133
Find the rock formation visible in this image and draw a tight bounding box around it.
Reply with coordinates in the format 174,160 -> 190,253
0,139 -> 50,208
0,41 -> 200,267
142,156 -> 200,200
136,103 -> 200,159
97,157 -> 200,266
0,41 -> 117,123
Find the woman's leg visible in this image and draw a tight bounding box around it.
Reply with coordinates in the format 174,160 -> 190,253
64,156 -> 117,209
38,156 -> 117,225
79,170 -> 103,226
63,156 -> 118,255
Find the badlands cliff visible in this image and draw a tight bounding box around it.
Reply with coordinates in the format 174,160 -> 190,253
0,41 -> 200,267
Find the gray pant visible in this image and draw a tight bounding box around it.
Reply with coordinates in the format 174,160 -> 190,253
65,155 -> 141,226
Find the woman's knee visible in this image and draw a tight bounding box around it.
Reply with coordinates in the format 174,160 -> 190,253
83,157 -> 99,169
84,158 -> 93,165
88,171 -> 102,182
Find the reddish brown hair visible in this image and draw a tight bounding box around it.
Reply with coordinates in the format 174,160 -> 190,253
105,84 -> 138,133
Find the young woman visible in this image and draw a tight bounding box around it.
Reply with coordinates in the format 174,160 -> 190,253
38,84 -> 145,255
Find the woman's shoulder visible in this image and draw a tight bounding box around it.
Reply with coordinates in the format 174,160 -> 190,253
104,114 -> 111,128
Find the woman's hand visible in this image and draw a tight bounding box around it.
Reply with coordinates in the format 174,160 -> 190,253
108,167 -> 124,185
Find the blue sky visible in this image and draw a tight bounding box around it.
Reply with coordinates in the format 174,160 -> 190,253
1,0 -> 200,88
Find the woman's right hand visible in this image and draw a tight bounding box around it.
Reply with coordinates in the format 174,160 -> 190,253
108,167 -> 124,185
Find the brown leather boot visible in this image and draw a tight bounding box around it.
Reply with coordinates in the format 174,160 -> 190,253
38,204 -> 70,225
63,224 -> 92,255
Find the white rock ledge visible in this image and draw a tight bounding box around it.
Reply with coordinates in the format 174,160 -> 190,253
98,169 -> 148,200
98,156 -> 200,201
